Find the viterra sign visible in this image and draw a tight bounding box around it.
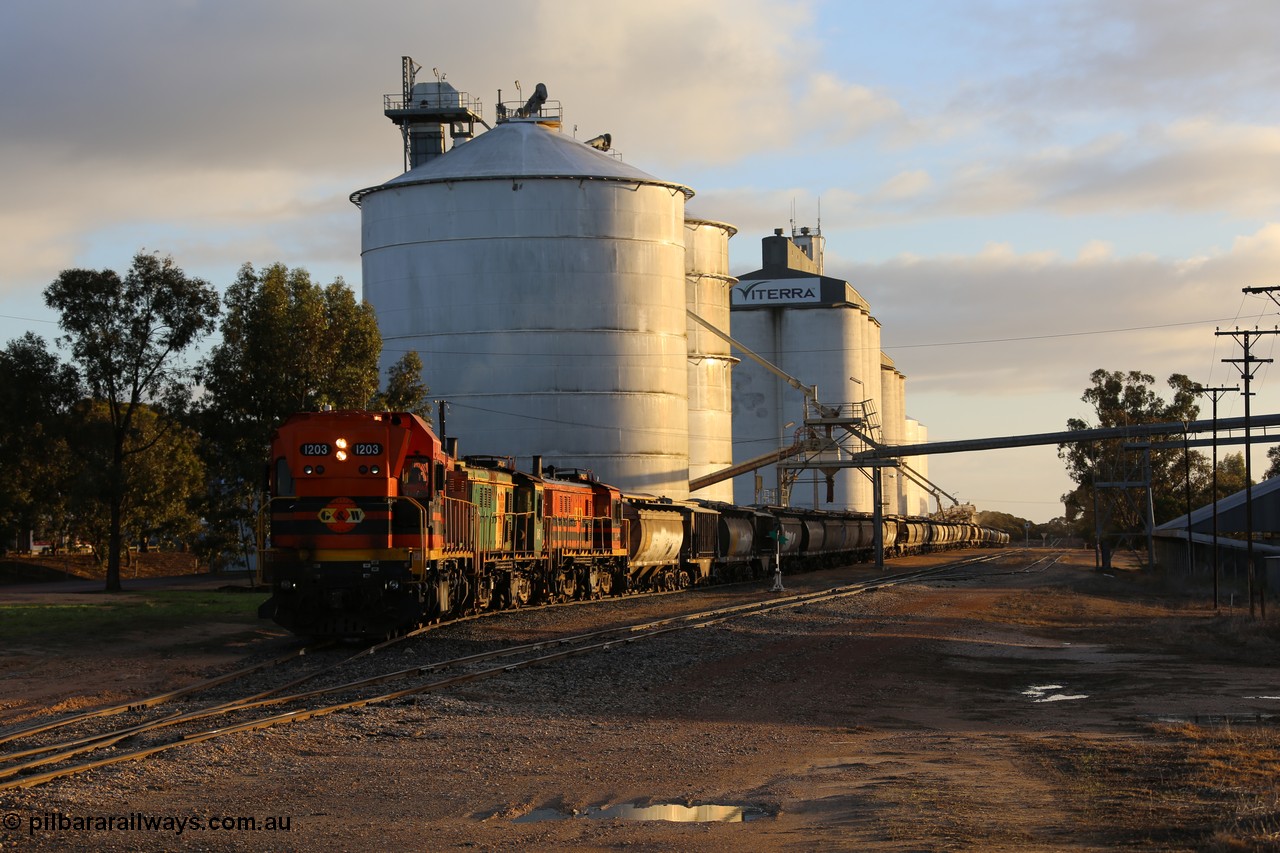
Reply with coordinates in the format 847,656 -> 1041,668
731,278 -> 823,305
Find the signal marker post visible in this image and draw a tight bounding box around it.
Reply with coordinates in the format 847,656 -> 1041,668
768,526 -> 787,592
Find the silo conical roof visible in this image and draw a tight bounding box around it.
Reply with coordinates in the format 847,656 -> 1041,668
353,120 -> 692,204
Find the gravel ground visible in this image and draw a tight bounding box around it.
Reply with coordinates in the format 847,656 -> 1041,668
3,549 -> 1278,851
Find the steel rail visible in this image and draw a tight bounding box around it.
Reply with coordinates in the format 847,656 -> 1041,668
0,582 -> 718,772
0,641 -> 332,747
0,551 -> 1017,791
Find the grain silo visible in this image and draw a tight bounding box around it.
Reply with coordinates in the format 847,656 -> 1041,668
353,74 -> 694,496
685,218 -> 738,502
880,355 -> 907,513
729,227 -> 885,512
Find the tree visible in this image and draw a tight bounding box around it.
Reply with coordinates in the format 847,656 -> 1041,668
44,251 -> 219,590
1264,446 -> 1280,480
371,351 -> 433,424
1210,452 -> 1250,499
1058,369 -> 1203,546
0,334 -> 81,552
197,263 -> 382,569
62,401 -> 206,562
974,510 -> 1031,540
201,263 -> 382,431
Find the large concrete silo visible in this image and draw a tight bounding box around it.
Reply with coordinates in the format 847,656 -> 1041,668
353,114 -> 695,496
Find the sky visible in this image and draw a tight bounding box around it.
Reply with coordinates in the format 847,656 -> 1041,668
3,0 -> 1280,522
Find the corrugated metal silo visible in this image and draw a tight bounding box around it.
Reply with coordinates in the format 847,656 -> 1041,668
685,217 -> 738,502
353,117 -> 694,496
880,356 -> 907,514
904,418 -> 930,515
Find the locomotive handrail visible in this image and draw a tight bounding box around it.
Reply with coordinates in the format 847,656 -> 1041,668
541,512 -> 625,554
254,496 -> 297,585
440,495 -> 477,552
386,495 -> 429,559
496,510 -> 538,556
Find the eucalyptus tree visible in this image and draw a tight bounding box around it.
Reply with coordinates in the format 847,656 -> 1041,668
63,401 -> 206,562
44,251 -> 219,590
0,334 -> 81,553
371,350 -> 433,424
197,262 -> 381,569
1058,369 -> 1203,543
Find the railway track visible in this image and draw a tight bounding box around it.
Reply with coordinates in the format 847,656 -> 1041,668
0,550 -> 1021,792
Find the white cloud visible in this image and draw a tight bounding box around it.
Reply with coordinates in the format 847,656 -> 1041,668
798,72 -> 905,144
1076,240 -> 1113,263
869,118 -> 1280,221
872,169 -> 932,202
835,222 -> 1280,403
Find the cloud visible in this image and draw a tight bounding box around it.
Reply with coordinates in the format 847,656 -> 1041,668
0,0 -> 877,303
872,118 -> 1280,220
833,221 -> 1280,400
872,169 -> 933,202
798,72 -> 905,145
956,0 -> 1280,120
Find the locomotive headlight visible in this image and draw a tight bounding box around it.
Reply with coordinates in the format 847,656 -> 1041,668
335,437 -> 348,449
336,450 -> 348,461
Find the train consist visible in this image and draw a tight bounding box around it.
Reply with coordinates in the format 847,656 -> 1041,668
257,410 -> 1009,637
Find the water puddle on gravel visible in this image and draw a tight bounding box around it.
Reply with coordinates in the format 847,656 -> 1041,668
1022,684 -> 1088,703
513,803 -> 768,824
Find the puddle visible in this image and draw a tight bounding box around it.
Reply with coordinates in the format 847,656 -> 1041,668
513,803 -> 768,824
1022,684 -> 1088,703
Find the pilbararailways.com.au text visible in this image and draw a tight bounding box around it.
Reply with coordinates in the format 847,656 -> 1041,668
12,811 -> 293,837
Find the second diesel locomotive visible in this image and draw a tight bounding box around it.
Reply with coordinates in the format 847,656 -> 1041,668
257,409 -> 1008,637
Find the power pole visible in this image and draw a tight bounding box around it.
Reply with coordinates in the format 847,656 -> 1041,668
1218,319 -> 1278,619
1197,385 -> 1238,611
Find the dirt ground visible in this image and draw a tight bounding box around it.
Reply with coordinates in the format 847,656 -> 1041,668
2,549 -> 1279,851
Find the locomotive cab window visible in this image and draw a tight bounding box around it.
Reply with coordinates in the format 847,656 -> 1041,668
402,456 -> 431,497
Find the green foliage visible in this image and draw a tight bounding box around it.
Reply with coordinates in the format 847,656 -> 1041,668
197,263 -> 382,568
1264,446 -> 1280,480
370,350 -> 433,424
201,263 -> 381,426
44,252 -> 219,590
61,401 -> 207,560
0,334 -> 81,552
1058,369 -> 1206,541
974,510 -> 1031,539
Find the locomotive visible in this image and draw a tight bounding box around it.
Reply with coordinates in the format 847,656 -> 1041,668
256,410 -> 1008,637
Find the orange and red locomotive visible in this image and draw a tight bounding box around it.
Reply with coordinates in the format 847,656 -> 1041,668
257,410 -> 629,636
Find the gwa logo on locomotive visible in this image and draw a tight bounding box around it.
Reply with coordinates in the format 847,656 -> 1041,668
318,497 -> 364,533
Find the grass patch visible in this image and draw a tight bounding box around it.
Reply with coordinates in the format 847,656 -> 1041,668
1026,724 -> 1280,850
0,590 -> 264,646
